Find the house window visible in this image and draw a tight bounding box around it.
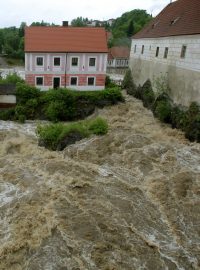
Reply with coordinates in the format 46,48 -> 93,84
71,57 -> 78,66
141,45 -> 144,54
164,47 -> 169,58
89,57 -> 96,67
70,77 -> 78,85
36,77 -> 43,86
36,57 -> 43,66
88,77 -> 95,86
181,45 -> 187,58
134,45 -> 137,53
156,47 -> 159,57
54,57 -> 61,66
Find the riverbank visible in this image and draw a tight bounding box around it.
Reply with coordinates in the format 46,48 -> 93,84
0,93 -> 199,269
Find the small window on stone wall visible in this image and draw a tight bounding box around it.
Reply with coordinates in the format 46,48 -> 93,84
164,47 -> 169,59
134,45 -> 137,53
156,47 -> 159,57
180,45 -> 187,58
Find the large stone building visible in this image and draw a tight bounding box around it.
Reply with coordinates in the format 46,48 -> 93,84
25,26 -> 108,91
129,0 -> 200,106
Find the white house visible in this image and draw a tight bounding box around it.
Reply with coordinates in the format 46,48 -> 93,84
25,25 -> 108,91
129,0 -> 200,106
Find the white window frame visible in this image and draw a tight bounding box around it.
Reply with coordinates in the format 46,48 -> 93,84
70,76 -> 78,86
35,76 -> 44,86
87,76 -> 96,86
36,56 -> 44,67
70,56 -> 80,69
88,56 -> 97,69
53,56 -> 61,67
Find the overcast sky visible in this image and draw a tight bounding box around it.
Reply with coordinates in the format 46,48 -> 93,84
0,0 -> 171,28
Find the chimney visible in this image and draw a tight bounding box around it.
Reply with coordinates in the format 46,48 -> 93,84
62,21 -> 68,27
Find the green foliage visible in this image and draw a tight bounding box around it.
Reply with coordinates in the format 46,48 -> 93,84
0,73 -> 24,84
3,83 -> 123,122
122,68 -> 137,96
36,117 -> 108,151
0,26 -> 24,60
141,80 -> 155,109
184,102 -> 200,142
171,106 -> 187,130
16,82 -> 40,103
127,19 -> 135,37
45,100 -> 69,122
0,108 -> 15,120
71,17 -> 88,27
88,117 -> 108,135
37,123 -> 64,150
154,100 -> 172,123
153,93 -> 173,123
18,114 -> 26,123
111,9 -> 152,46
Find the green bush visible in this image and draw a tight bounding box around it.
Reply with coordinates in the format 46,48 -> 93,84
154,100 -> 172,123
88,117 -> 108,135
0,108 -> 15,120
141,80 -> 155,109
0,73 -> 24,85
37,123 -> 64,150
171,106 -> 187,130
16,83 -> 40,104
45,101 -> 69,122
122,68 -> 137,96
185,114 -> 200,142
36,117 -> 108,151
105,75 -> 117,88
18,114 -> 26,123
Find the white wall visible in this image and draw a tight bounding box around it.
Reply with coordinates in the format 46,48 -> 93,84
130,35 -> 200,106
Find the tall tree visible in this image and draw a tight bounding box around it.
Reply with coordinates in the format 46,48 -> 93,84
127,19 -> 135,37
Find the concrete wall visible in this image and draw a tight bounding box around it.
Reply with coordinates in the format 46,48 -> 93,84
0,95 -> 16,103
130,35 -> 200,106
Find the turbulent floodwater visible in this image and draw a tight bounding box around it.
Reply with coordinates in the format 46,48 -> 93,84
0,94 -> 200,270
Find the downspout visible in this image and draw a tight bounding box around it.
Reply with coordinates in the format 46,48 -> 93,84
65,53 -> 67,88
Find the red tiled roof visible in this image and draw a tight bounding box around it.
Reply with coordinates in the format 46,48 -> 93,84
25,27 -> 108,53
108,46 -> 130,60
133,0 -> 200,39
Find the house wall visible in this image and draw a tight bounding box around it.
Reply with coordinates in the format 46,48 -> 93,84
129,35 -> 200,106
25,52 -> 107,91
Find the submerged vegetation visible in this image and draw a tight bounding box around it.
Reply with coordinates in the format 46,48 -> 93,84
37,117 -> 108,151
123,69 -> 200,143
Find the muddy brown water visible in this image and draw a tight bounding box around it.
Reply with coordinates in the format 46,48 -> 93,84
0,94 -> 200,270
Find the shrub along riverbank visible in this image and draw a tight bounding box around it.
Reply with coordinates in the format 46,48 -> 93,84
0,82 -> 124,122
37,117 -> 108,151
123,69 -> 200,143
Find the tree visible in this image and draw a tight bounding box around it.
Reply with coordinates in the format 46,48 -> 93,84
19,22 -> 27,37
127,19 -> 135,37
71,17 -> 87,27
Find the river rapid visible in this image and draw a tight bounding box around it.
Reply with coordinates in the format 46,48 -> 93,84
0,94 -> 199,270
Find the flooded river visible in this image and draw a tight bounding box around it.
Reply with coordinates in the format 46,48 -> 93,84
0,94 -> 199,269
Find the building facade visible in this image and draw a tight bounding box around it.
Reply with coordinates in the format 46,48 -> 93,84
130,0 -> 200,106
25,26 -> 108,91
107,46 -> 130,74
